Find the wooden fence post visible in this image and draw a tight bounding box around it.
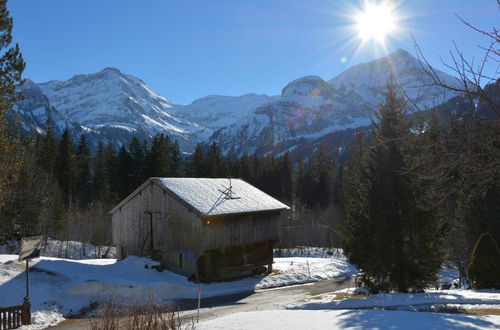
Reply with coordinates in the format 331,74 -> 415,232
22,297 -> 31,325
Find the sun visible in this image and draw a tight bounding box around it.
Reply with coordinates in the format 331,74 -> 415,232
355,2 -> 396,42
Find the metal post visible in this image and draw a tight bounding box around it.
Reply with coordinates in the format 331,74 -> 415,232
196,287 -> 202,323
25,259 -> 29,299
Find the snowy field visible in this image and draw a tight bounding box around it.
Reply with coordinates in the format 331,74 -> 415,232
196,287 -> 500,329
0,252 -> 355,328
0,239 -> 116,259
2,245 -> 500,329
195,310 -> 500,330
290,288 -> 500,312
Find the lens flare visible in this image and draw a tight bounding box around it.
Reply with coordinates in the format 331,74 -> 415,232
356,2 -> 396,42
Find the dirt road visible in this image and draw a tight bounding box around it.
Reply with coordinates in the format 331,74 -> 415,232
50,278 -> 354,329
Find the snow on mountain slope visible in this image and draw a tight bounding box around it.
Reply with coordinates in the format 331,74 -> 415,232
12,79 -> 84,136
206,74 -> 372,156
171,93 -> 275,129
11,49 -> 460,156
37,67 -> 209,149
209,76 -> 373,156
281,76 -> 336,108
330,49 -> 460,110
207,49 -> 460,156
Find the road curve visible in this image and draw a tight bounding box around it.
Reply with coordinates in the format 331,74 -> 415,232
49,278 -> 354,329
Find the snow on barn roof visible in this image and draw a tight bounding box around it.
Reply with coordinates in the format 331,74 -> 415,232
157,178 -> 289,217
109,177 -> 289,217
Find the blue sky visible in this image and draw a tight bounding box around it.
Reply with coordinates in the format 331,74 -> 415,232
9,0 -> 498,104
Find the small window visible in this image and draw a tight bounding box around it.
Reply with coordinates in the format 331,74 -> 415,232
179,253 -> 183,268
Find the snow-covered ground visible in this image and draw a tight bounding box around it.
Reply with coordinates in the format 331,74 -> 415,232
289,288 -> 500,312
0,239 -> 116,259
0,253 -> 355,328
3,246 -> 499,329
195,310 -> 500,330
196,287 -> 500,329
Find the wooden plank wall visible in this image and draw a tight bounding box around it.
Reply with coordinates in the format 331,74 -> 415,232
112,179 -> 282,279
202,212 -> 280,252
112,180 -> 204,276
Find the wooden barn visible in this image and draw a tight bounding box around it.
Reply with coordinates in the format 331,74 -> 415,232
110,177 -> 289,282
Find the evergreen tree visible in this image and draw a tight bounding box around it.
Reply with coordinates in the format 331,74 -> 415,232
56,128 -> 76,207
0,0 -> 25,209
0,154 -> 65,240
115,145 -> 133,199
75,134 -> 92,207
187,143 -> 205,177
342,84 -> 443,293
299,146 -> 336,209
105,142 -> 119,200
37,120 -> 58,174
93,142 -> 111,202
147,133 -> 172,177
239,153 -> 254,181
278,153 -> 294,204
129,137 -> 146,188
206,142 -> 222,177
468,233 -> 500,289
170,140 -> 181,176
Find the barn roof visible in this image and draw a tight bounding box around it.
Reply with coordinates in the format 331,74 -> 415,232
109,177 -> 290,217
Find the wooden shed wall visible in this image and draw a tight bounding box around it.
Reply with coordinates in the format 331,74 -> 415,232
112,181 -> 204,276
202,212 -> 280,251
112,179 -> 283,279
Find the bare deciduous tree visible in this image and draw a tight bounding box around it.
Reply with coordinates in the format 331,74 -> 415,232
414,0 -> 499,116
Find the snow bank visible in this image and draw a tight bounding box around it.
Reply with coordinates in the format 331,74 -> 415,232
195,309 -> 500,330
18,311 -> 66,330
290,289 -> 500,311
0,239 -> 116,259
274,247 -> 347,259
0,253 -> 354,328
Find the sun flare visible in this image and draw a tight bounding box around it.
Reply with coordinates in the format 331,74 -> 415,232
356,2 -> 396,42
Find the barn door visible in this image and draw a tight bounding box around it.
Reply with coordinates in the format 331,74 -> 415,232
145,212 -> 164,261
148,213 -> 154,252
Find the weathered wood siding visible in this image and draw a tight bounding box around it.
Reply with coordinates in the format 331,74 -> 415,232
112,179 -> 283,280
201,212 -> 280,252
112,181 -> 204,277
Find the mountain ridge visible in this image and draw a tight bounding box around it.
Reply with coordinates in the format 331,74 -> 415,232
12,49 -> 461,156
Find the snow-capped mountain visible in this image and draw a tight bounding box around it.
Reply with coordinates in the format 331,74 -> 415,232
12,79 -> 84,136
205,50 -> 458,154
37,67 -> 210,149
11,49 -> 460,156
330,49 -> 460,110
170,93 -> 275,130
209,75 -> 373,156
206,49 -> 460,156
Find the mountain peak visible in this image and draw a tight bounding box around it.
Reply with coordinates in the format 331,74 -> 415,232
389,48 -> 412,57
281,76 -> 329,97
100,67 -> 122,74
329,48 -> 459,110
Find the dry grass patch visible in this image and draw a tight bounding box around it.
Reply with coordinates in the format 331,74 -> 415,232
461,308 -> 500,315
47,318 -> 87,328
334,292 -> 367,300
270,269 -> 283,275
88,298 -> 194,330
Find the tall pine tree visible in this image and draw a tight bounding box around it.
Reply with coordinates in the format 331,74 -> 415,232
0,0 -> 25,209
57,128 -> 76,207
342,84 -> 443,293
75,134 -> 92,207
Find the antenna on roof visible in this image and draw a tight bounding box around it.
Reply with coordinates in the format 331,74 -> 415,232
217,173 -> 240,200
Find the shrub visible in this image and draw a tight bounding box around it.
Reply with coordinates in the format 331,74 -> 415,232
468,233 -> 500,289
89,297 -> 194,330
